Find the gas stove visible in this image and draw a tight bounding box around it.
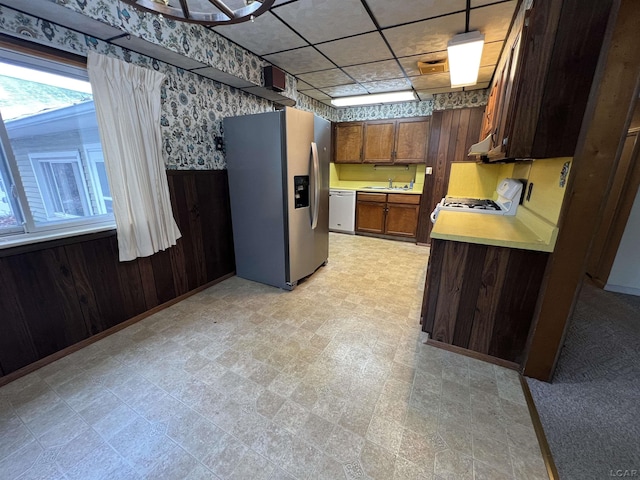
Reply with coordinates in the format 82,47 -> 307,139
430,178 -> 524,223
442,197 -> 502,210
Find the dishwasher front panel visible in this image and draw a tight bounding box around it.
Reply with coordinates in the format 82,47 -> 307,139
329,190 -> 356,234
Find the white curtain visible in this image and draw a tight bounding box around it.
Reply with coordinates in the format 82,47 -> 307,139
87,51 -> 181,261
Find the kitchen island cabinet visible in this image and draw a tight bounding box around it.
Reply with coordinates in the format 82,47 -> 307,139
421,238 -> 548,366
356,192 -> 421,239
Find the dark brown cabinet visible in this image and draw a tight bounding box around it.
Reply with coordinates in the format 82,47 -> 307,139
334,117 -> 430,164
482,0 -> 613,161
363,120 -> 396,164
335,122 -> 364,163
356,192 -> 420,238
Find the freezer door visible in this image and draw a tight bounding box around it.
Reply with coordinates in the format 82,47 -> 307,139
285,108 -> 318,285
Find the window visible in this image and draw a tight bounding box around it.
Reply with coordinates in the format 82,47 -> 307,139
0,48 -> 114,244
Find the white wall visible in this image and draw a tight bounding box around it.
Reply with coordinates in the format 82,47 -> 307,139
606,186 -> 640,296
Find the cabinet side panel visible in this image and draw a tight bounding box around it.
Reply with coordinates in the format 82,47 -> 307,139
468,247 -> 510,354
431,241 -> 469,344
421,238 -> 445,332
508,0 -> 562,158
452,243 -> 487,348
531,0 -> 613,158
489,250 -> 548,363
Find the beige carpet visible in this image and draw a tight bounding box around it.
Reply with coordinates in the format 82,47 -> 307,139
527,281 -> 640,480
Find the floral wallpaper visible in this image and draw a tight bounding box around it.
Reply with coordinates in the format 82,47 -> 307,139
433,90 -> 488,111
334,101 -> 434,122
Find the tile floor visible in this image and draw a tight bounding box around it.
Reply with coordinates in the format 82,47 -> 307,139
0,233 -> 549,480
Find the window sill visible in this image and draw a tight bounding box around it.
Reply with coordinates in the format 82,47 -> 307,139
0,223 -> 116,252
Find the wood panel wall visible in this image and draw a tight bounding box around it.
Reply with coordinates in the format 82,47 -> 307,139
416,107 -> 485,244
0,170 -> 235,377
524,0 -> 640,381
422,239 -> 548,364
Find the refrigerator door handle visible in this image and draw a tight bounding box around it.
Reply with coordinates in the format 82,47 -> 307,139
311,141 -> 320,230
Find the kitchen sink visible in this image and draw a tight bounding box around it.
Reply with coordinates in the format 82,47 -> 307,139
361,186 -> 411,191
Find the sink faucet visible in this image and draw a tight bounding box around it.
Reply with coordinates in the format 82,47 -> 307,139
388,178 -> 393,188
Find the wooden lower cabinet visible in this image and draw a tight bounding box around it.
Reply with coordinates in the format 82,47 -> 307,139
421,238 -> 548,365
356,200 -> 386,233
356,192 -> 420,239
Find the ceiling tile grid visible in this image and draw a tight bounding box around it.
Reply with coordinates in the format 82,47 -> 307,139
316,32 -> 393,67
297,69 -> 354,89
273,0 -> 376,44
212,0 -> 518,103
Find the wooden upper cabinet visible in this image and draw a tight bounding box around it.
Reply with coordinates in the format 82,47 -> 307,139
394,118 -> 430,164
363,121 -> 395,163
334,117 -> 430,164
334,122 -> 364,163
483,0 -> 612,161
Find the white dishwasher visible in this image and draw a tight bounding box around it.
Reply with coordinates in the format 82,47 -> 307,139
329,189 -> 356,234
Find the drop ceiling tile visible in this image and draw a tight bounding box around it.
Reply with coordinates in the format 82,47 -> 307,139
471,0 -> 501,7
481,41 -> 504,67
323,84 -> 368,97
274,0 -> 376,44
398,51 -> 448,77
362,78 -> 411,94
409,73 -> 451,90
477,66 -> 496,84
343,60 -> 405,83
301,89 -> 331,101
469,1 -> 518,43
367,0 -> 467,28
296,79 -> 315,91
263,47 -> 334,74
316,32 -> 393,67
297,69 -> 353,88
213,12 -> 306,55
384,13 -> 466,58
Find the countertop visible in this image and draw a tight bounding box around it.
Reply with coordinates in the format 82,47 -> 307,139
330,185 -> 422,195
430,208 -> 558,252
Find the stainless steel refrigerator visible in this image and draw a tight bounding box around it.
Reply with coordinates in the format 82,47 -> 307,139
224,107 -> 330,290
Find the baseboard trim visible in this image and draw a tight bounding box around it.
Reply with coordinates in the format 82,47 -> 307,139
426,339 -> 520,370
520,375 -> 560,480
0,272 -> 235,388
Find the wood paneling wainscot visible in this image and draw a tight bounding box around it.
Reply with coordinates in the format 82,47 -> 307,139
416,107 -> 485,244
421,239 -> 548,365
0,170 -> 235,378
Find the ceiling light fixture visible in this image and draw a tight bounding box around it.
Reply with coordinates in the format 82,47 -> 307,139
447,31 -> 485,88
121,0 -> 275,26
331,91 -> 416,107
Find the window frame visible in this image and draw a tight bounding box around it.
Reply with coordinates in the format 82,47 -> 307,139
0,46 -> 116,248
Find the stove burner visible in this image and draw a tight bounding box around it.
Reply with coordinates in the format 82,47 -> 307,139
443,197 -> 501,211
